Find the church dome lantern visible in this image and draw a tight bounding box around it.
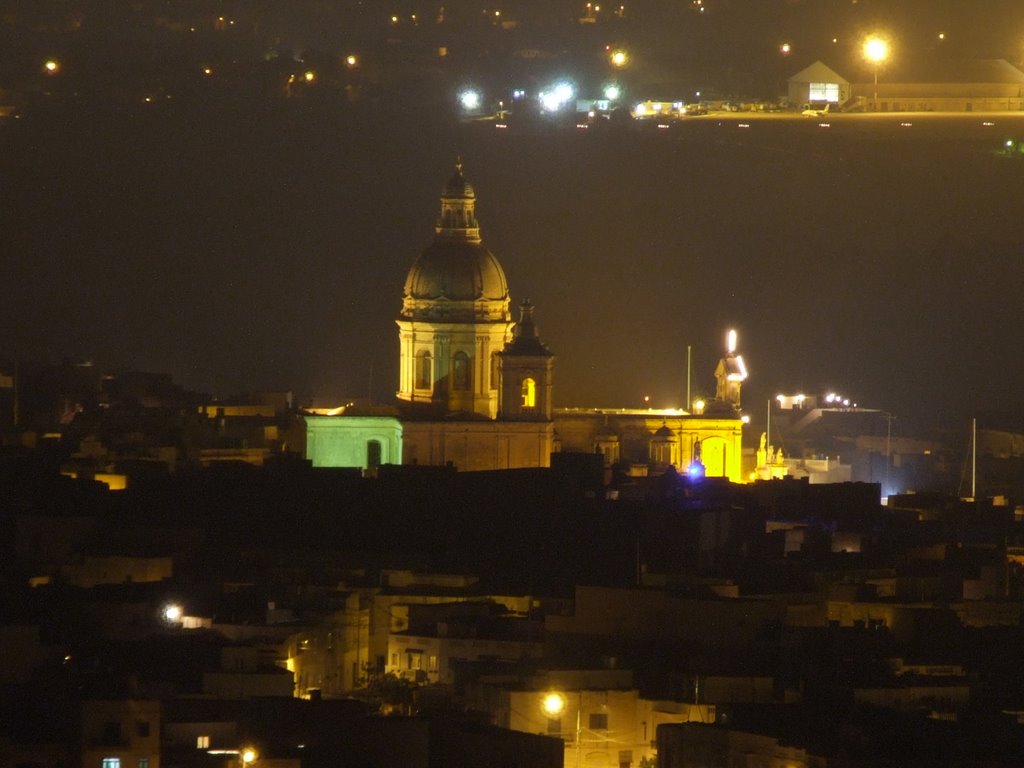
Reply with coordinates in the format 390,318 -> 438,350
401,160 -> 510,324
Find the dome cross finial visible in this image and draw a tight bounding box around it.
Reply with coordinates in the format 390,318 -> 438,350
455,156 -> 463,175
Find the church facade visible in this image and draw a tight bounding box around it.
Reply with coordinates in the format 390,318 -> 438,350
304,162 -> 744,481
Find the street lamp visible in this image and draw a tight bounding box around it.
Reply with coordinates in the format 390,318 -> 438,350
162,603 -> 183,624
609,48 -> 628,68
541,692 -> 581,768
459,89 -> 481,111
863,36 -> 889,110
541,693 -> 566,718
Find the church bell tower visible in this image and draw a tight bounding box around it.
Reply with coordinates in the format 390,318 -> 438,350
498,300 -> 554,421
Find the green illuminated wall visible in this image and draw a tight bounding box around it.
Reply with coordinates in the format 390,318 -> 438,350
304,415 -> 403,469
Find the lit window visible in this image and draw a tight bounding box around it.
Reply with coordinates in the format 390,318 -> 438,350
521,377 -> 536,409
452,351 -> 470,391
415,351 -> 432,389
428,655 -> 438,672
102,759 -> 121,768
139,759 -> 149,768
808,82 -> 840,102
197,736 -> 210,749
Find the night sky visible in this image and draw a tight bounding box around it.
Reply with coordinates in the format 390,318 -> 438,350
2,1 -> 1024,428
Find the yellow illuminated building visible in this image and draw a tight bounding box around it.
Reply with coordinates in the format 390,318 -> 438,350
307,162 -> 746,480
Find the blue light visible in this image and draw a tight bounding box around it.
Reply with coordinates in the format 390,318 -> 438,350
687,461 -> 705,479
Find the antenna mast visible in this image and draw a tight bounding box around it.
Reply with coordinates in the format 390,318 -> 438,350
971,417 -> 977,500
686,345 -> 692,411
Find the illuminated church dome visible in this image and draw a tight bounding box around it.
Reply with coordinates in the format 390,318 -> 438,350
401,161 -> 510,323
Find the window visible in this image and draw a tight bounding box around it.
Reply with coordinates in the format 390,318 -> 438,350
138,759 -> 149,768
521,377 -> 536,409
547,717 -> 561,735
808,82 -> 840,102
136,721 -> 150,738
427,655 -> 438,672
415,350 -> 432,389
589,713 -> 608,730
101,722 -> 122,746
197,736 -> 210,749
391,653 -> 398,667
452,351 -> 470,391
366,440 -> 382,468
490,352 -> 499,390
102,760 -> 121,768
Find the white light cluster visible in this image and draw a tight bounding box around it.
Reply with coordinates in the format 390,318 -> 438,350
825,392 -> 852,407
539,82 -> 574,112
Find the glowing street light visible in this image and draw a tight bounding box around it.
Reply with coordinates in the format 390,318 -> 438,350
163,603 -> 183,623
241,748 -> 257,764
304,70 -> 316,83
459,89 -> 481,111
609,48 -> 628,67
863,36 -> 890,110
44,59 -> 60,74
542,693 -> 566,717
603,83 -> 622,101
345,54 -> 358,68
779,42 -> 792,55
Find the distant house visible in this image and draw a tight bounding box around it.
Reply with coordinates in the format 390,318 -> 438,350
788,61 -> 850,107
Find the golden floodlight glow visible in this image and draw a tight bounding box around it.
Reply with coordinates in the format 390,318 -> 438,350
241,748 -> 257,763
780,42 -> 792,55
44,59 -> 60,73
863,36 -> 889,63
610,49 -> 628,67
345,54 -> 358,67
542,693 -> 566,717
304,70 -> 315,82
